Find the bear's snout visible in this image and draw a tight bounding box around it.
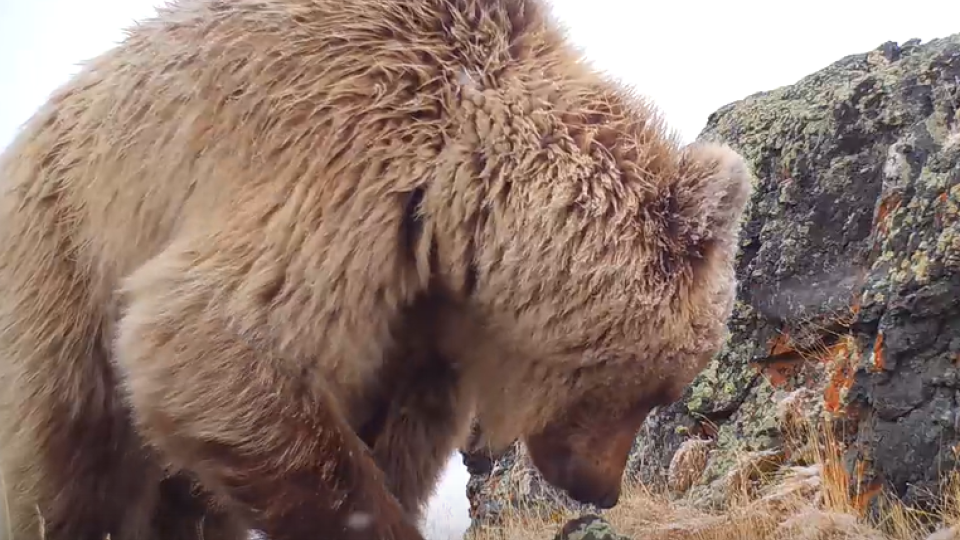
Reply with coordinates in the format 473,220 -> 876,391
564,471 -> 622,509
525,430 -> 628,509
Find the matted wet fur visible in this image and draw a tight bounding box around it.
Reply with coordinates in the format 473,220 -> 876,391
0,0 -> 753,539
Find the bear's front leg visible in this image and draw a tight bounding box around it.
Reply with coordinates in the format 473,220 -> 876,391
113,241 -> 426,540
359,348 -> 473,520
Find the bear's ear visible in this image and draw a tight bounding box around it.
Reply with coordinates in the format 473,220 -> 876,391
671,141 -> 754,255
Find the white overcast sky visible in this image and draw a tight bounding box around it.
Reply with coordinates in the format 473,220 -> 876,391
1,0 -> 958,539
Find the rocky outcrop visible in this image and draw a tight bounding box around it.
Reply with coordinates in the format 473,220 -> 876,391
463,33 -> 960,526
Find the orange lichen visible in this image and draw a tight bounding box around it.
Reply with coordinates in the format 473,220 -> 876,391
852,484 -> 884,515
874,192 -> 902,235
869,331 -> 885,373
755,359 -> 803,388
935,190 -> 952,227
849,296 -> 862,317
822,335 -> 859,414
821,336 -> 852,364
852,477 -> 884,514
768,330 -> 796,357
845,278 -> 868,324
819,427 -> 882,517
824,376 -> 848,413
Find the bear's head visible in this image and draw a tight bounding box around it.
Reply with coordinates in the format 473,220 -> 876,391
426,107 -> 753,508
403,2 -> 752,506
519,141 -> 753,509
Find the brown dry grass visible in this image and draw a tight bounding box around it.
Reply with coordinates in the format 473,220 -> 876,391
465,412 -> 960,540
466,469 -> 960,540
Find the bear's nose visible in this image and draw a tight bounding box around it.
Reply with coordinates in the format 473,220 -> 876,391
594,489 -> 620,510
566,483 -> 620,509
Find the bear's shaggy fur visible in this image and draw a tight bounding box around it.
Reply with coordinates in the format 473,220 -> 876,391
0,0 -> 753,539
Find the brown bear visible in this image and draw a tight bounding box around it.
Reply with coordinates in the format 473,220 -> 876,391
0,0 -> 753,539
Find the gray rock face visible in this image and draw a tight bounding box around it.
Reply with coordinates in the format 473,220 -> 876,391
461,441 -> 599,529
683,33 -> 960,513
463,33 -> 960,523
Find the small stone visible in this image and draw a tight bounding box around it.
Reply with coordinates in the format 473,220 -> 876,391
553,515 -> 631,540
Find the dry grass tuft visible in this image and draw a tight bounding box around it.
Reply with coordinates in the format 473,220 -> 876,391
467,410 -> 960,540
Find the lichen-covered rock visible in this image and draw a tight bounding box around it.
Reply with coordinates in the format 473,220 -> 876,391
552,515 -> 631,540
461,441 -> 598,530
632,33 -> 960,514
463,33 -> 960,522
627,397 -> 704,493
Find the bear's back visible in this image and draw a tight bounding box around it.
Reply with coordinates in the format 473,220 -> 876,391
0,0 -> 457,289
